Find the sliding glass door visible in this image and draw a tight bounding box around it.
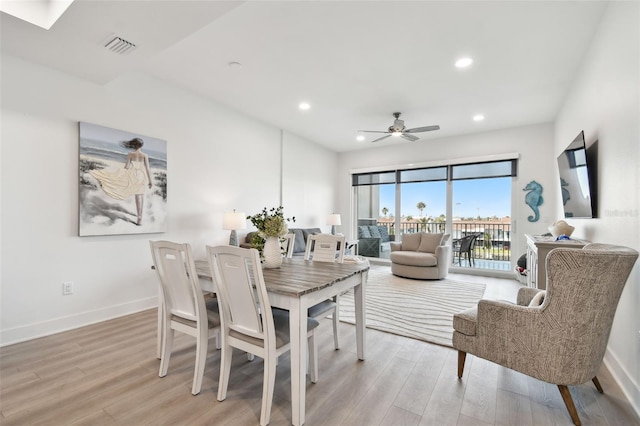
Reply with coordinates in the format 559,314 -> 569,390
352,159 -> 515,271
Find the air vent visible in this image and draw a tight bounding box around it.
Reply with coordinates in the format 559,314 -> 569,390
104,35 -> 136,54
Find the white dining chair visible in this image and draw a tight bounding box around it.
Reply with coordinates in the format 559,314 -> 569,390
149,240 -> 221,395
282,232 -> 295,258
304,233 -> 346,350
206,245 -> 319,426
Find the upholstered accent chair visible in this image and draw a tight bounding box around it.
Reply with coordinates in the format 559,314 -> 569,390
453,243 -> 638,426
390,232 -> 451,279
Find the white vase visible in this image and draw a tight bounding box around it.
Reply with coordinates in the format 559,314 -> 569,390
262,236 -> 283,269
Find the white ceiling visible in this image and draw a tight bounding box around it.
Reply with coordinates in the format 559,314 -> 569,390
0,0 -> 607,152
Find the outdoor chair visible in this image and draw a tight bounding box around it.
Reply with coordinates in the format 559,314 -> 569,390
453,233 -> 481,266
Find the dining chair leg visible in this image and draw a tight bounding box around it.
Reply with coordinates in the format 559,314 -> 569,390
191,326 -> 208,395
157,303 -> 163,359
159,326 -> 174,378
217,344 -> 233,401
558,385 -> 582,426
260,355 -> 277,426
592,376 -> 604,393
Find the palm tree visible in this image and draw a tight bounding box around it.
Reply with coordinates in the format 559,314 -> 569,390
416,201 -> 426,216
381,207 -> 389,218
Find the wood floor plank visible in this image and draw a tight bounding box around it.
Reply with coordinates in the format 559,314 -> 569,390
392,342 -> 449,416
380,405 -> 422,426
419,349 -> 468,426
340,355 -> 415,425
460,357 -> 498,424
494,388 -> 533,426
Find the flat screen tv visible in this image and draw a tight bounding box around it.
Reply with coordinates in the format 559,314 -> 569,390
557,130 -> 596,218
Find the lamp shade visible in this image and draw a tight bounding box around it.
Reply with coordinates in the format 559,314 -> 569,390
327,214 -> 341,226
222,211 -> 246,231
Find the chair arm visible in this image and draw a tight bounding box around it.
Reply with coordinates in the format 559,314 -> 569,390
517,287 -> 541,306
390,241 -> 402,252
435,244 -> 451,265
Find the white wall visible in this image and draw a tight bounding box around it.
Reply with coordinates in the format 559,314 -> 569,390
554,2 -> 640,413
0,54 -> 337,345
337,122 -> 557,259
282,131 -> 339,231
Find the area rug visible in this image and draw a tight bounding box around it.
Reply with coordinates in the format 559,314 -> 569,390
339,269 -> 486,347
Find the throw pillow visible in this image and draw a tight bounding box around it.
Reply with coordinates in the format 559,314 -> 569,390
369,225 -> 382,238
418,233 -> 444,253
290,228 -> 306,253
378,226 -> 390,242
358,226 -> 371,238
402,233 -> 422,251
528,290 -> 546,307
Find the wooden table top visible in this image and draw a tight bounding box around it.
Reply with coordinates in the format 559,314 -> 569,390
194,257 -> 369,297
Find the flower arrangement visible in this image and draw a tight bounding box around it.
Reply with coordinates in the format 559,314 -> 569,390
247,206 -> 295,257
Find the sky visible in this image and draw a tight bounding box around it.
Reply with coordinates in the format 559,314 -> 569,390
378,177 -> 512,219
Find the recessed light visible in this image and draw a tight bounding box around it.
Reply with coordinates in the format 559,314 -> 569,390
228,61 -> 242,68
455,57 -> 473,68
356,135 -> 365,142
298,102 -> 311,111
473,114 -> 485,122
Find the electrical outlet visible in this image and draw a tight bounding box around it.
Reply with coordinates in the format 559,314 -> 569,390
63,281 -> 74,295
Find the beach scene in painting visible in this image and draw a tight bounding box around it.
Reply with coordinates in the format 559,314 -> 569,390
79,122 -> 167,236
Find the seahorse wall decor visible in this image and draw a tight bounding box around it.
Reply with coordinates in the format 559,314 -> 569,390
523,180 -> 543,222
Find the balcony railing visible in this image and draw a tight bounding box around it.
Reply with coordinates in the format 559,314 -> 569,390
374,220 -> 512,263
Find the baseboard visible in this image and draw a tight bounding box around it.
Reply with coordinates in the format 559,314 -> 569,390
0,296 -> 157,347
603,347 -> 640,418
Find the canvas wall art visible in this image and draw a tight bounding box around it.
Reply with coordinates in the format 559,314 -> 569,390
79,122 -> 167,236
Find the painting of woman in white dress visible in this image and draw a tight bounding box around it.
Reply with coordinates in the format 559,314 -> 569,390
79,122 -> 167,236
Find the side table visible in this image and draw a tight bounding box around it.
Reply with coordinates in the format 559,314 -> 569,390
525,234 -> 589,289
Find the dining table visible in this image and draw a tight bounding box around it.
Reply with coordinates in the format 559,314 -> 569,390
193,257 -> 370,426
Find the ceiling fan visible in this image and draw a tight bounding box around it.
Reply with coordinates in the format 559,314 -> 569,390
358,112 -> 440,143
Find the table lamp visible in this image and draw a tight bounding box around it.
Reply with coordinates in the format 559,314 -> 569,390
223,210 -> 246,246
327,213 -> 341,235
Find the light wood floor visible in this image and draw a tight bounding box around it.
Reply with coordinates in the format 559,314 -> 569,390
2,267 -> 638,425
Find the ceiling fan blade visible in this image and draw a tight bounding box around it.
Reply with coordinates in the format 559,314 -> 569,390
371,134 -> 392,143
357,130 -> 390,134
404,125 -> 440,133
401,133 -> 419,142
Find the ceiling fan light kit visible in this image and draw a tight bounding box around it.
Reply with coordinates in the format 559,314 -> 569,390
358,112 -> 440,143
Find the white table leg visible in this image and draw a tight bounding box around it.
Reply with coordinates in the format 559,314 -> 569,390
354,270 -> 367,360
289,299 -> 306,426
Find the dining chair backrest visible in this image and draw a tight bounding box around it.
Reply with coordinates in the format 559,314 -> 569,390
150,240 -> 204,322
282,233 -> 295,259
207,245 -> 275,344
304,234 -> 345,263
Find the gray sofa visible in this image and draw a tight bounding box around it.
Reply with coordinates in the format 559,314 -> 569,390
358,225 -> 395,258
390,232 -> 451,279
241,227 -> 322,258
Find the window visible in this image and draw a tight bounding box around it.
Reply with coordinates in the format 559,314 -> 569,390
352,158 -> 516,270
